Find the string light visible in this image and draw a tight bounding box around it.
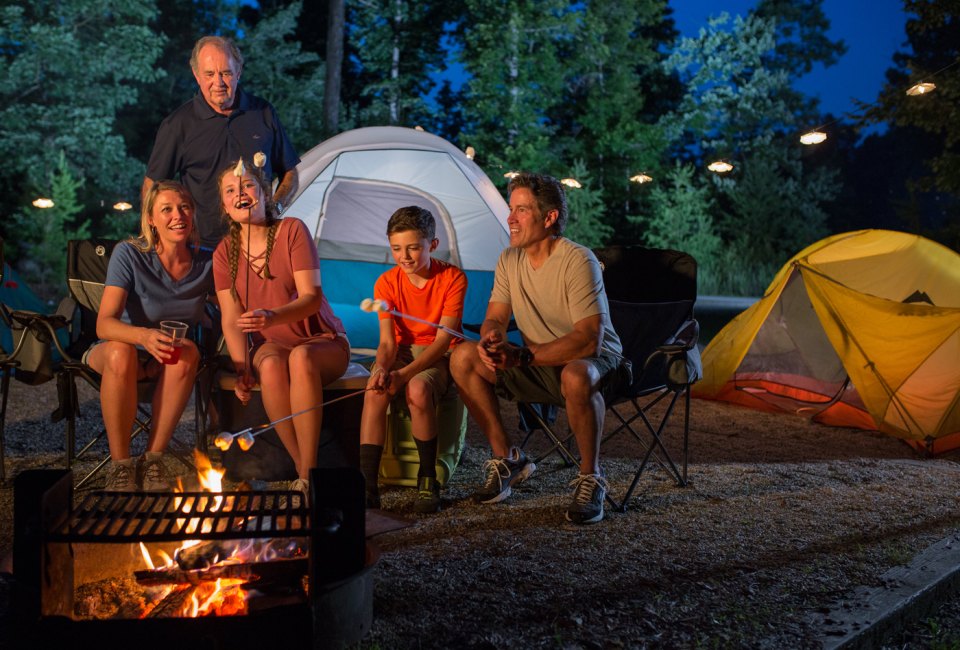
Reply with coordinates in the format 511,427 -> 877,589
113,201 -> 133,211
630,173 -> 653,184
560,178 -> 582,188
504,171 -> 519,179
707,160 -> 734,173
465,146 -> 475,160
32,198 -> 54,208
906,82 -> 936,96
800,130 -> 828,145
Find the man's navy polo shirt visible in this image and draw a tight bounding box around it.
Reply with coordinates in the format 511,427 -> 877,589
146,88 -> 300,247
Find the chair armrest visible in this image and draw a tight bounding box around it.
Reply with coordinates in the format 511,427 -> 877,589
642,318 -> 702,390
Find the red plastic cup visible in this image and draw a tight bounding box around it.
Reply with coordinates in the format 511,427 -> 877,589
159,320 -> 188,365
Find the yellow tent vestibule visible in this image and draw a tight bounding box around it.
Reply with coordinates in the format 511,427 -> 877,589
694,229 -> 960,454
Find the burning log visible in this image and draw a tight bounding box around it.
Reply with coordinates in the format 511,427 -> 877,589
135,558 -> 308,587
174,537 -> 309,570
145,584 -> 198,618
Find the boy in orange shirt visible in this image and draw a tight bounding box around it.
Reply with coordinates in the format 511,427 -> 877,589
359,206 -> 468,513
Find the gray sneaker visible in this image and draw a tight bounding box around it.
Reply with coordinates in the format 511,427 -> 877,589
565,472 -> 609,525
471,447 -> 536,504
104,458 -> 137,492
140,452 -> 172,492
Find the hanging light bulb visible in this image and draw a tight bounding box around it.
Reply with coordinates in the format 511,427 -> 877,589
630,173 -> 653,184
113,201 -> 133,211
465,146 -> 475,160
560,178 -> 581,189
707,160 -> 734,173
32,198 -> 54,208
906,82 -> 936,96
800,130 -> 828,145
504,171 -> 519,179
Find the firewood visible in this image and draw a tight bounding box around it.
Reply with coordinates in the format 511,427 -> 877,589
135,558 -> 308,586
145,584 -> 197,618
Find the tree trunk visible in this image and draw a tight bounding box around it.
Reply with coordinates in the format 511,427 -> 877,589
323,0 -> 345,137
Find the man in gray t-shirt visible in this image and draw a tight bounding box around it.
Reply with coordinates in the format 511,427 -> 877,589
450,172 -> 629,525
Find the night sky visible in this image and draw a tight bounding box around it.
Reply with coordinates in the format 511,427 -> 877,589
669,0 -> 909,120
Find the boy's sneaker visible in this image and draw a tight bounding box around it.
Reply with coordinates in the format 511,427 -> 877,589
140,452 -> 172,492
471,447 -> 536,504
565,472 -> 609,525
104,458 -> 137,492
413,477 -> 441,514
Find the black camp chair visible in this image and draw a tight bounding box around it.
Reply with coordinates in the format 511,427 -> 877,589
518,245 -> 701,511
57,239 -> 216,489
0,238 -> 74,482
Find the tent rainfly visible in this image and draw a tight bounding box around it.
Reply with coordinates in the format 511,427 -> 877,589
284,127 -> 510,350
693,229 -> 960,454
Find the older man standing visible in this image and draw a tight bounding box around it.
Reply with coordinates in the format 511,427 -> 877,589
449,172 -> 630,525
143,36 -> 300,247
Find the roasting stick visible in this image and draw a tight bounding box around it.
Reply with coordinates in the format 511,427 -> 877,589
359,298 -> 477,341
214,387 -> 373,451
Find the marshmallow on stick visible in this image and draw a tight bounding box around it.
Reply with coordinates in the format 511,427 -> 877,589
358,298 -> 475,340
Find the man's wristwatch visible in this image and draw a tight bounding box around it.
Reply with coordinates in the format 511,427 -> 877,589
275,200 -> 284,214
518,346 -> 534,368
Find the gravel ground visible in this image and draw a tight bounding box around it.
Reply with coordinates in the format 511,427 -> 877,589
2,378 -> 960,648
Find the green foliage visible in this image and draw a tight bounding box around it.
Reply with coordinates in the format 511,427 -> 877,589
459,0 -> 574,179
240,1 -> 326,153
557,0 -> 672,239
640,162 -> 723,294
347,0 -> 455,130
0,0 -> 163,266
562,160 -> 612,248
658,10 -> 840,295
15,152 -> 91,302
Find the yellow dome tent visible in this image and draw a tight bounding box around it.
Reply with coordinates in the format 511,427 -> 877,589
694,230 -> 960,454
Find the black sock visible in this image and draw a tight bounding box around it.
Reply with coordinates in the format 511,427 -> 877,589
359,444 -> 383,495
414,437 -> 438,479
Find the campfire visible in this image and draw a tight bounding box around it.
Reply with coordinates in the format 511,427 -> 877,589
72,450 -> 312,620
14,456 -> 373,647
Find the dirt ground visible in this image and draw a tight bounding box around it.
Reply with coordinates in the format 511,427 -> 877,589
1,378 -> 959,648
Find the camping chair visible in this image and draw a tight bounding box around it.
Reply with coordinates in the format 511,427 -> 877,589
0,238 -> 74,482
518,245 -> 701,511
58,238 -> 216,489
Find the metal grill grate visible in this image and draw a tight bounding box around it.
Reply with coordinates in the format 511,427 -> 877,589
47,490 -> 318,543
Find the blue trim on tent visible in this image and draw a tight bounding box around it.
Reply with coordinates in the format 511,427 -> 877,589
321,259 -> 494,350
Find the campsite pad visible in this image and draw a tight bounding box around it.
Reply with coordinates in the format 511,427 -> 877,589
2,371 -> 960,647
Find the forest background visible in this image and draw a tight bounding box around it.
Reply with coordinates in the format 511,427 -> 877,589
0,0 -> 956,302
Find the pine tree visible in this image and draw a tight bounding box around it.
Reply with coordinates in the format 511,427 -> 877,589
459,0 -> 572,180
0,1 -> 163,255
15,152 -> 91,301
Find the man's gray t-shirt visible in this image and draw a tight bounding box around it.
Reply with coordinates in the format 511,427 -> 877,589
490,237 -> 622,355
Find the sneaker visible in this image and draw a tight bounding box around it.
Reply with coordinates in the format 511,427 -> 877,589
365,490 -> 381,510
140,452 -> 171,492
290,477 -> 310,507
104,458 -> 137,492
413,476 -> 441,514
471,447 -> 536,504
565,472 -> 609,525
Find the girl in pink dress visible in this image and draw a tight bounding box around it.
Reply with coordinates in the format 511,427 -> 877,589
213,161 -> 349,496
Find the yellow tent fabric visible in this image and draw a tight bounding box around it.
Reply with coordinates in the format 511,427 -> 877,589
694,230 -> 960,454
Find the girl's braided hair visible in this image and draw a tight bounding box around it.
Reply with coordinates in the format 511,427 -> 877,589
218,160 -> 281,300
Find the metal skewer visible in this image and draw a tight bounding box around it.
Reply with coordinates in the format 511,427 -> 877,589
214,387 -> 373,452
359,298 -> 477,341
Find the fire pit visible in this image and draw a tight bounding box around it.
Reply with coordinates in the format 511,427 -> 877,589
12,466 -> 375,649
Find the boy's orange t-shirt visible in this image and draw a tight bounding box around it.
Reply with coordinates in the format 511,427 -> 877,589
374,259 -> 468,346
